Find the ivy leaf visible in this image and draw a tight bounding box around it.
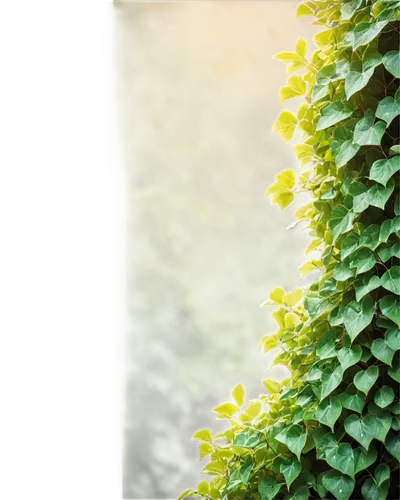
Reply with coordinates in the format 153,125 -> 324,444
321,365 -> 344,400
331,128 -> 360,168
341,0 -> 362,20
341,232 -> 359,260
383,50 -> 400,78
374,411 -> 392,443
377,241 -> 400,262
354,445 -> 377,474
371,338 -> 395,365
212,402 -> 239,417
370,156 -> 400,186
272,111 -> 297,143
345,67 -> 374,99
381,266 -> 400,295
258,477 -> 283,500
385,432 -> 400,461
385,325 -> 400,351
239,462 -> 253,485
350,247 -> 376,274
192,429 -> 213,442
338,345 -> 362,371
280,459 -> 301,489
326,443 -> 355,476
333,260 -> 356,282
374,386 -> 395,408
344,413 -> 377,449
354,111 -> 386,146
315,396 -> 342,431
343,21 -> 387,49
358,224 -> 380,250
354,275 -> 381,302
316,101 -> 353,131
361,477 -> 389,500
362,47 -> 382,72
329,205 -> 354,241
388,356 -> 400,383
367,178 -> 395,210
379,216 -> 400,242
376,96 -> 400,126
276,424 -> 307,460
379,295 -> 400,324
343,295 -> 375,342
322,470 -> 354,500
354,366 -> 379,395
340,384 -> 365,413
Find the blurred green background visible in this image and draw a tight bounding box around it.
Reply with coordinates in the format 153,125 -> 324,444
114,2 -> 318,497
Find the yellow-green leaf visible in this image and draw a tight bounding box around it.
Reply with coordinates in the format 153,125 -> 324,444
277,192 -> 295,210
232,383 -> 245,407
246,400 -> 262,417
295,38 -> 308,57
193,429 -> 213,442
263,378 -> 282,394
197,481 -> 209,495
288,75 -> 306,94
277,169 -> 296,188
299,259 -> 322,278
212,402 -> 239,417
296,3 -> 314,18
269,286 -> 285,304
203,460 -> 226,475
178,489 -> 193,500
199,442 -> 214,459
284,288 -> 303,307
272,111 -> 298,143
274,51 -> 303,63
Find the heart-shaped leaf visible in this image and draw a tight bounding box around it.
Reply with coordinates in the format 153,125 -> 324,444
380,295 -> 400,324
344,413 -> 376,449
322,470 -> 355,500
321,365 -> 344,400
343,295 -> 375,342
340,384 -> 365,413
354,366 -> 379,395
315,396 -> 342,431
280,459 -> 301,489
374,386 -> 395,408
276,424 -> 307,460
326,442 -> 355,476
371,338 -> 395,366
338,345 -> 362,371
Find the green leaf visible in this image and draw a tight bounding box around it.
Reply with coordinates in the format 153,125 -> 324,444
388,356 -> 400,382
344,413 -> 376,449
354,275 -> 381,302
380,295 -> 400,324
354,111 -> 386,146
338,345 -> 362,371
370,156 -> 400,186
316,101 -> 353,131
276,424 -> 307,460
354,445 -> 378,474
258,477 -> 283,500
350,247 -> 376,274
331,128 -> 360,168
361,477 -> 389,500
374,386 -> 395,408
239,461 -> 252,485
372,337 -> 395,365
374,464 -> 390,487
341,0 -> 362,20
333,260 -> 356,281
280,459 -> 301,489
354,366 -> 379,395
289,486 -> 309,500
377,241 -> 400,262
329,205 -> 354,241
385,325 -> 400,351
376,96 -> 400,126
341,232 -> 359,260
326,442 -> 355,476
363,47 -> 382,72
374,411 -> 392,443
321,365 -> 343,400
345,67 -> 374,100
385,432 -> 400,461
343,295 -> 375,342
381,266 -> 400,295
383,50 -> 400,78
344,21 -> 388,49
379,216 -> 400,242
315,396 -> 342,431
358,224 -> 380,250
367,178 -> 395,210
340,384 -> 365,413
322,470 -> 354,500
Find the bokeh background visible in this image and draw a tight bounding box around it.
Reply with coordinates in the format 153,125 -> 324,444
114,2 -> 318,497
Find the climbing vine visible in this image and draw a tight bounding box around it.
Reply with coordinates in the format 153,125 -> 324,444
180,1 -> 400,498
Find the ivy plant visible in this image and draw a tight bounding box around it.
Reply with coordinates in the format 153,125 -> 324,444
181,1 -> 400,498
